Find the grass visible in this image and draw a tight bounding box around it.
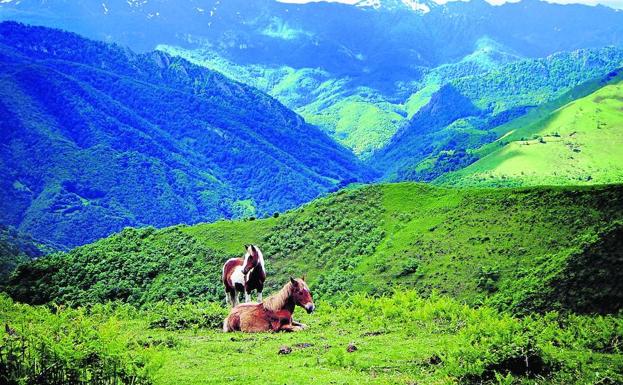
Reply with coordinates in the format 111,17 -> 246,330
302,97 -> 406,159
440,79 -> 623,187
3,292 -> 622,385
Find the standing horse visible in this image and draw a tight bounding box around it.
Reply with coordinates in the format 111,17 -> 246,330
223,277 -> 315,333
222,244 -> 266,306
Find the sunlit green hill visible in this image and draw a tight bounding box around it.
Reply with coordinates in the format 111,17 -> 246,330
439,78 -> 623,187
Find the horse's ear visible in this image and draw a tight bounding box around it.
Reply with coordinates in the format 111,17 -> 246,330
290,277 -> 298,286
301,274 -> 307,282
244,244 -> 250,250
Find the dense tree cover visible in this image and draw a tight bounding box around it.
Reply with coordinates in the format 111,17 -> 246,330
0,22 -> 374,248
6,183 -> 623,316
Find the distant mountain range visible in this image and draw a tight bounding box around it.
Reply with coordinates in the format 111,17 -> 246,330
0,22 -> 373,248
2,0 -> 623,157
2,0 -> 623,249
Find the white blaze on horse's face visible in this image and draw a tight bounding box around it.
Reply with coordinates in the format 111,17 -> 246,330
242,245 -> 265,275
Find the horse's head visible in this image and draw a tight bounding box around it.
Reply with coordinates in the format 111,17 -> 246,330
242,244 -> 262,274
290,276 -> 315,314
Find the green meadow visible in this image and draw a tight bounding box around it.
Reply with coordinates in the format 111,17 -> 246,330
3,292 -> 623,385
3,183 -> 623,384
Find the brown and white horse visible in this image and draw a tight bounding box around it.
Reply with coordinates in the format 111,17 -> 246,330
223,277 -> 315,333
222,244 -> 266,306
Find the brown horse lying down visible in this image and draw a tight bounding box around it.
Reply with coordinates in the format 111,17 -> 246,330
223,277 -> 315,332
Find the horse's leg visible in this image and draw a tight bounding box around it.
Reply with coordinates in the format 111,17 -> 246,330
245,291 -> 251,303
223,316 -> 230,332
257,291 -> 262,302
291,320 -> 308,329
225,290 -> 231,306
232,290 -> 239,307
279,324 -> 303,332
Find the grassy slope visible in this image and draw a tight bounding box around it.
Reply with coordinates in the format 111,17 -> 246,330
4,183 -> 623,384
10,183 -> 622,316
439,79 -> 623,187
184,183 -> 623,310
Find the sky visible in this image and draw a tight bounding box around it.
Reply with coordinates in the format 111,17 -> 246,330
279,0 -> 623,9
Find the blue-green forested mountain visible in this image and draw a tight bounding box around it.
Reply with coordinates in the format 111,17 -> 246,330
0,22 -> 374,248
2,0 -> 623,158
2,1 -> 623,245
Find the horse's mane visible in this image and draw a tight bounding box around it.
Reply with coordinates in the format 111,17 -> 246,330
262,282 -> 292,311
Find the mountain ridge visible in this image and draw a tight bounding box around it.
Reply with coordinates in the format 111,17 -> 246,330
0,21 -> 374,248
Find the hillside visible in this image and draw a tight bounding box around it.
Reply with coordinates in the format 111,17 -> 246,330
0,22 -> 373,248
371,49 -> 623,179
0,225 -> 56,282
8,183 -> 623,315
157,36 -> 522,158
439,77 -> 623,187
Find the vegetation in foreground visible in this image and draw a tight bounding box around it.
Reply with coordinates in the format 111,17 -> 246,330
2,292 -> 622,385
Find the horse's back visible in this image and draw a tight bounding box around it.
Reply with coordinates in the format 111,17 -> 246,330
224,303 -> 270,332
222,258 -> 244,290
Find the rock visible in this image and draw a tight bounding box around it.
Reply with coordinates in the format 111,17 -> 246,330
427,354 -> 442,365
347,343 -> 357,353
278,345 -> 292,355
294,343 -> 313,349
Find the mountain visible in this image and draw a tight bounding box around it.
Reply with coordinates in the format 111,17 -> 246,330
371,48 -> 623,179
438,72 -> 623,187
7,182 -> 623,315
0,225 -> 56,282
0,22 -> 374,249
2,0 -> 623,157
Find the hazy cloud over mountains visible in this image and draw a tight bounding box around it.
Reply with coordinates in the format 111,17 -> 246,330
279,0 -> 623,9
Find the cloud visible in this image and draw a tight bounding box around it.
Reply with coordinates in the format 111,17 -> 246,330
277,0 -> 623,9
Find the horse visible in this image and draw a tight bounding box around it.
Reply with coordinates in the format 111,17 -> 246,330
222,244 -> 266,306
223,277 -> 315,333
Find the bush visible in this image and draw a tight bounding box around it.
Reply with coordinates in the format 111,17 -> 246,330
145,301 -> 228,330
0,295 -> 154,385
